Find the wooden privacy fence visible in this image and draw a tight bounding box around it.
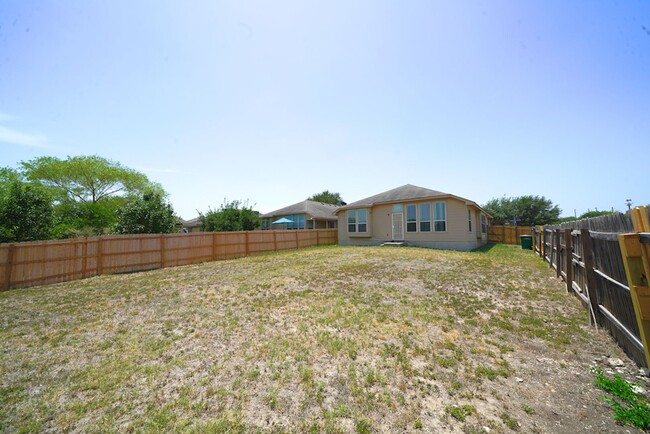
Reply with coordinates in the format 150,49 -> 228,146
532,210 -> 650,369
0,229 -> 338,291
488,225 -> 533,245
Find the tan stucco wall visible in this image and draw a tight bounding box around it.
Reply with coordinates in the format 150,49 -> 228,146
337,197 -> 488,251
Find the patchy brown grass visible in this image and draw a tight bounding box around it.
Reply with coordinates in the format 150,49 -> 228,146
0,244 -> 643,432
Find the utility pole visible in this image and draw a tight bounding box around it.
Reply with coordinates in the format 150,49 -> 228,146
626,199 -> 633,211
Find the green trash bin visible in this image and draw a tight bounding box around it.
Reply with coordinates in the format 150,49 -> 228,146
520,235 -> 532,250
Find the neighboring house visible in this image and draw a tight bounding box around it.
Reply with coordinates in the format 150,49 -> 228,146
181,217 -> 202,233
261,200 -> 339,230
336,184 -> 490,251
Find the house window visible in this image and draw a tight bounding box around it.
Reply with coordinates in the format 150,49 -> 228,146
434,201 -> 446,232
406,204 -> 417,232
358,209 -> 367,232
419,203 -> 431,232
286,214 -> 305,229
481,214 -> 487,234
392,204 -> 403,212
348,209 -> 368,233
348,209 -> 356,233
468,210 -> 472,232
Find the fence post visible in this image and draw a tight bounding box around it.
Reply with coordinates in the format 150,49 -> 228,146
618,206 -> 650,371
564,228 -> 573,293
97,237 -> 104,275
515,225 -> 519,245
273,231 -> 278,251
581,228 -> 602,327
81,237 -> 88,278
294,230 -> 299,249
549,229 -> 554,268
3,244 -> 15,290
160,234 -> 166,268
245,232 -> 249,256
316,230 -> 320,246
212,232 -> 217,260
555,229 -> 561,277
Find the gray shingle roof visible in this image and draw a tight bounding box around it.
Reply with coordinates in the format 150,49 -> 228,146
339,184 -> 447,209
182,217 -> 202,227
261,200 -> 339,220
337,184 -> 490,216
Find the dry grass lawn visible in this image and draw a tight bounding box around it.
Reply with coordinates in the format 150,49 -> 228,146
0,244 -> 644,433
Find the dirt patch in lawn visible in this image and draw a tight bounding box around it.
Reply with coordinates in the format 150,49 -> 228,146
1,244 -> 647,433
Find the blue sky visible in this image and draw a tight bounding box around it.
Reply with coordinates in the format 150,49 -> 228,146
1,1 -> 649,219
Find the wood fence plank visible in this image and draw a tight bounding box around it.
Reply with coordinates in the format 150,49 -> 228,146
581,229 -> 602,327
97,238 -> 103,275
564,229 -> 573,293
555,229 -> 561,277
619,232 -> 650,370
3,244 -> 14,290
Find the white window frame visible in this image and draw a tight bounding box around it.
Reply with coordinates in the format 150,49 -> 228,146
347,208 -> 368,233
434,201 -> 447,232
347,209 -> 356,233
358,208 -> 367,233
406,204 -> 417,233
481,213 -> 487,234
468,209 -> 472,232
419,203 -> 431,232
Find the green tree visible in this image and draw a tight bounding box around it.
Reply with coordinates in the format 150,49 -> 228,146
21,155 -> 164,236
52,199 -> 121,238
0,181 -> 54,242
22,155 -> 159,203
308,190 -> 345,205
483,195 -> 560,226
115,191 -> 177,234
200,200 -> 260,232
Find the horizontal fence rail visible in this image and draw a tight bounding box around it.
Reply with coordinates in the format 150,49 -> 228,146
487,225 -> 533,245
532,210 -> 650,369
0,229 -> 338,291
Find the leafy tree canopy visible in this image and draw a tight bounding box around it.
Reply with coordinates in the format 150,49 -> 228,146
200,200 -> 260,232
308,190 -> 345,205
115,191 -> 177,234
483,195 -> 560,226
21,155 -> 160,203
0,181 -> 54,242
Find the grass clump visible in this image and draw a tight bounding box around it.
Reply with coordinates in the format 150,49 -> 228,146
592,367 -> 650,430
500,412 -> 519,430
446,404 -> 476,422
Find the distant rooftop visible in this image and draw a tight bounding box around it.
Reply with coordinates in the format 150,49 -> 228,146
261,200 -> 339,220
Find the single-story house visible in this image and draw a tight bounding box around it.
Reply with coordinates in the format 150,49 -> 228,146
336,184 -> 490,251
261,200 -> 339,230
181,217 -> 202,233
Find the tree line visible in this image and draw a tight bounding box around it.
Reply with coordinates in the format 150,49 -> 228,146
0,156 -> 177,242
0,155 -> 348,243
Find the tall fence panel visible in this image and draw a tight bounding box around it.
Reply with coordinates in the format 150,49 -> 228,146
487,225 -> 533,245
533,211 -> 649,368
0,229 -> 338,291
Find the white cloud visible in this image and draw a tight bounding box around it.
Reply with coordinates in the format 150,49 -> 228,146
0,125 -> 56,150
